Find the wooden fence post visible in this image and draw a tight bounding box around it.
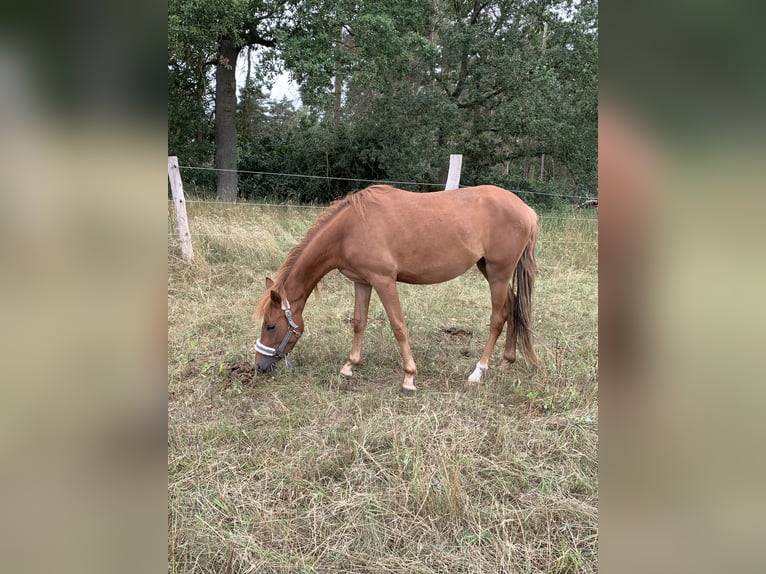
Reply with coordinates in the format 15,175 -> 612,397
445,154 -> 462,190
167,156 -> 194,262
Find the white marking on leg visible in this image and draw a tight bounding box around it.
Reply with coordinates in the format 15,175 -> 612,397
468,362 -> 487,383
402,373 -> 416,391
340,362 -> 354,377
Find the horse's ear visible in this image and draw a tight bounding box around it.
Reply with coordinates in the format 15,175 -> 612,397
265,277 -> 274,289
269,290 -> 282,306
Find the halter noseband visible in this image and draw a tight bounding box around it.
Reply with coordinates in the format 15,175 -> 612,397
255,306 -> 302,361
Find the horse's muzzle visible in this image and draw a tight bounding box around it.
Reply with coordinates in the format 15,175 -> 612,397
255,356 -> 279,374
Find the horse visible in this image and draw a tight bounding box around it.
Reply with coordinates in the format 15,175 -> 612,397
254,184 -> 540,394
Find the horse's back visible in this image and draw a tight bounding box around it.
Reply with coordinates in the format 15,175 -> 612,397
363,185 -> 536,241
359,185 -> 534,223
457,185 -> 537,226
337,185 -> 536,284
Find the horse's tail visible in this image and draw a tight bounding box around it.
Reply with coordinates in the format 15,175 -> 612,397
512,225 -> 541,367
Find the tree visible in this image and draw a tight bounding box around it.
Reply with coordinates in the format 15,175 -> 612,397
169,0 -> 598,203
278,0 -> 597,199
168,2 -> 216,189
168,0 -> 292,201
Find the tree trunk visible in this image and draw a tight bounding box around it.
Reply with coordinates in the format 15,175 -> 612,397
436,127 -> 449,186
333,73 -> 342,126
244,46 -> 251,119
333,26 -> 349,127
215,38 -> 241,202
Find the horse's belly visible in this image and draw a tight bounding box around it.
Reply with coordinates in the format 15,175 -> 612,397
396,258 -> 476,285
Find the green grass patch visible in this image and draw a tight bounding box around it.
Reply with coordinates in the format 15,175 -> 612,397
168,200 -> 597,573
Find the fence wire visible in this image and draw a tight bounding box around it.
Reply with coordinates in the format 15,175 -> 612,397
178,164 -> 597,203
168,232 -> 596,245
172,198 -> 597,223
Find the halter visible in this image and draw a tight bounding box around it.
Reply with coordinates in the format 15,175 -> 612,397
255,305 -> 302,361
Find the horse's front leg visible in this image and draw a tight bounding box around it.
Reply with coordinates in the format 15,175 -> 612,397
373,280 -> 417,394
340,282 -> 372,377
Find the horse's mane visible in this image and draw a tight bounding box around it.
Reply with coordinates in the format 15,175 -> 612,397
255,185 -> 393,320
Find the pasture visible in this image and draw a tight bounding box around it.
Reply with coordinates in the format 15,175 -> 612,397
168,196 -> 598,573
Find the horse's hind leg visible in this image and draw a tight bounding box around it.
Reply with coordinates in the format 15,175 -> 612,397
340,282 -> 372,377
469,274 -> 511,383
477,258 -> 516,368
500,285 -> 517,369
372,280 -> 417,393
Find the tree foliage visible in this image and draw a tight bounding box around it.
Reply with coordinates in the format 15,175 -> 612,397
168,0 -> 292,199
169,0 -> 598,205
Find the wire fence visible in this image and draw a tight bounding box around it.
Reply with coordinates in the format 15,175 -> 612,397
168,205 -> 597,243
166,232 -> 595,244
178,164 -> 598,204
174,205 -> 598,226
180,165 -> 446,189
174,198 -> 597,223
168,164 -> 597,248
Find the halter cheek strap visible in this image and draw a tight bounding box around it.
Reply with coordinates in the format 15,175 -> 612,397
255,307 -> 302,361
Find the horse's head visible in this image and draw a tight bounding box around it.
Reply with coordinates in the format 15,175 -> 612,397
254,279 -> 304,374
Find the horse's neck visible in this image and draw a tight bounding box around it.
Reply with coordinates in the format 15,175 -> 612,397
284,228 -> 340,306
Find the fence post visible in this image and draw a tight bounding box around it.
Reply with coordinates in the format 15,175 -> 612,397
167,156 -> 194,262
445,154 -> 462,190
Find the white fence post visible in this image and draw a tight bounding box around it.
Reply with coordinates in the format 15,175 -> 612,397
167,156 -> 194,262
445,154 -> 462,190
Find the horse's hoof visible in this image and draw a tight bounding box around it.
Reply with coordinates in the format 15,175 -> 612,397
340,362 -> 355,378
468,362 -> 487,383
399,387 -> 416,397
499,359 -> 514,372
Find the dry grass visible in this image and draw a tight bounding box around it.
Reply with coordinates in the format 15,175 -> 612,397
168,200 -> 598,573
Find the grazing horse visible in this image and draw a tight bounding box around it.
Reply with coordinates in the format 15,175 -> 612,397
254,184 -> 540,393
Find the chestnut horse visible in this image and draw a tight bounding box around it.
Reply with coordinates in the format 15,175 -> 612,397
254,184 -> 539,393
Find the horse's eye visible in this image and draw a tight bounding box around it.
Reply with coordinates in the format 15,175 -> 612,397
266,324 -> 276,332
